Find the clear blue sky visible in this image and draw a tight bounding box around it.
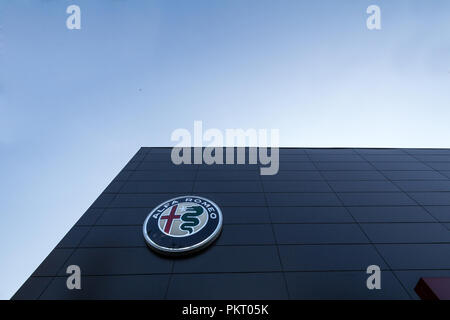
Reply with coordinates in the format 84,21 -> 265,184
1,0 -> 449,299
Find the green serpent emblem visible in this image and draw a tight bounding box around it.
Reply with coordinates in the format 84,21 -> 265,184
180,205 -> 203,234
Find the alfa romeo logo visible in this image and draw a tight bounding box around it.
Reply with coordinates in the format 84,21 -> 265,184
143,196 -> 223,255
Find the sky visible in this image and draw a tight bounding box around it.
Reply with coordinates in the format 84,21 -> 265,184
1,0 -> 450,299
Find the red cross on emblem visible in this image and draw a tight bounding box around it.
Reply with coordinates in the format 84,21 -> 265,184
160,205 -> 181,233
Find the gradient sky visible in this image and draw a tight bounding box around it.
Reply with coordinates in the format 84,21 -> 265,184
1,0 -> 450,299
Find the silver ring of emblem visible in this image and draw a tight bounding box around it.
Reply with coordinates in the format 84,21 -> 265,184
143,195 -> 223,255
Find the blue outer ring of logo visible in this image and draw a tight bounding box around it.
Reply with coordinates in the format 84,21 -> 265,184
143,195 -> 223,255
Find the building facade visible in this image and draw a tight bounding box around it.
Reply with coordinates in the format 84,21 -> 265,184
13,148 -> 450,299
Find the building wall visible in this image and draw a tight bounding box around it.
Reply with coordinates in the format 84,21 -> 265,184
13,148 -> 450,299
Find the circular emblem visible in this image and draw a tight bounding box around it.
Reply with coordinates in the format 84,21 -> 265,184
143,196 -> 223,255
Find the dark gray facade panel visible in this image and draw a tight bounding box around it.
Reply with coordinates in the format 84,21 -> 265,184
286,271 -> 409,300
167,273 -> 289,300
40,275 -> 171,300
278,244 -> 388,271
347,206 -> 435,223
